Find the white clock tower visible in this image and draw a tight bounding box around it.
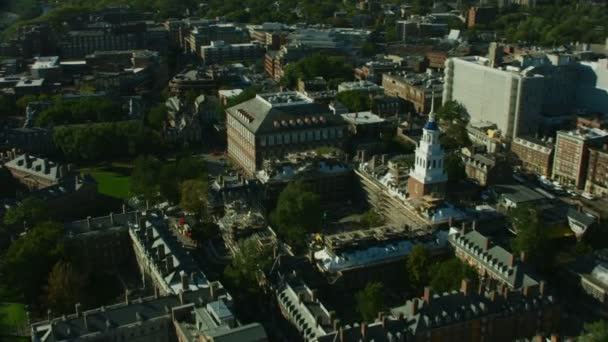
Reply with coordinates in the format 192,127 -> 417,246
407,94 -> 448,198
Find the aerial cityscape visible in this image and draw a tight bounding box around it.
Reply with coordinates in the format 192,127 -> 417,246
0,0 -> 607,341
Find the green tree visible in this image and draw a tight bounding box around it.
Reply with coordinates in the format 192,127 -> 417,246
180,179 -> 208,216
2,221 -> 64,303
3,197 -> 51,228
130,155 -> 161,200
336,91 -> 372,112
145,103 -> 168,130
224,238 -> 272,292
225,86 -> 262,108
280,54 -> 353,89
356,282 -> 384,322
509,204 -> 549,269
0,95 -> 16,117
45,261 -> 85,314
407,244 -> 430,290
429,258 -> 478,293
360,210 -> 384,228
271,181 -> 321,249
444,152 -> 467,183
580,320 -> 608,342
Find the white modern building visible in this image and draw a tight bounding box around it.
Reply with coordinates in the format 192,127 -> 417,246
443,55 -> 544,138
443,53 -> 608,139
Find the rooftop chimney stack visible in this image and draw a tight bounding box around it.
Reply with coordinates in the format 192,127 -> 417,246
181,271 -> 189,291
460,278 -> 471,296
75,303 -> 82,317
423,287 -> 432,304
411,298 -> 419,315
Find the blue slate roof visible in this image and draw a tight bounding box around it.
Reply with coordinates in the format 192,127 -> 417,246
424,120 -> 439,131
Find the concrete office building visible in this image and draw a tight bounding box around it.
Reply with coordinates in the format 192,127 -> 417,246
552,128 -> 608,188
443,56 -> 544,138
444,53 -> 608,139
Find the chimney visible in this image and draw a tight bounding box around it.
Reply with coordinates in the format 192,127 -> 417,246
109,212 -> 115,226
410,298 -> 419,315
298,292 -> 305,304
178,289 -> 185,305
539,280 -> 546,297
423,287 -> 432,304
448,216 -> 453,227
461,222 -> 466,236
165,256 -> 173,272
311,289 -> 317,302
482,237 -> 490,251
520,251 -> 526,263
339,327 -> 344,342
122,204 -> 127,214
503,286 -> 510,300
523,285 -> 535,298
361,322 -> 367,340
86,216 -> 92,229
333,318 -> 341,332
460,278 -> 471,296
472,220 -> 477,230
209,281 -> 217,300
125,289 -> 130,304
508,253 -> 515,267
181,271 -> 189,291
154,286 -> 159,299
83,312 -> 89,331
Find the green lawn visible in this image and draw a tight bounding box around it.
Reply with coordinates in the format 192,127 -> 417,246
0,302 -> 26,333
79,163 -> 132,199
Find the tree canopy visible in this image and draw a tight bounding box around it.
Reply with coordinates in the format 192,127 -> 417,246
509,204 -> 551,269
336,91 -> 372,112
429,258 -> 478,293
271,181 -> 322,250
280,54 -> 354,89
1,221 -> 64,303
35,97 -> 123,127
45,261 -> 85,315
356,282 -> 385,322
407,244 -> 430,290
180,179 -> 208,216
224,238 -> 273,293
131,155 -> 206,203
580,320 -> 608,342
53,121 -> 163,161
3,197 -> 51,230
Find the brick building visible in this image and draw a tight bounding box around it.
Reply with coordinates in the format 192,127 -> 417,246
3,153 -> 65,190
467,7 -> 497,28
552,128 -> 608,188
382,73 -> 443,114
511,136 -> 554,177
226,92 -> 347,176
200,41 -> 264,65
586,145 -> 608,197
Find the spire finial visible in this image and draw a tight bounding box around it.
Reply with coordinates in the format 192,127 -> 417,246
429,92 -> 436,122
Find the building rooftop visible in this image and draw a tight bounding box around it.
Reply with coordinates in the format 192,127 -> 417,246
341,111 -> 386,125
557,127 -> 608,141
32,56 -> 60,69
4,154 -> 61,183
226,91 -> 344,134
449,229 -> 540,289
492,184 -> 546,205
337,80 -> 383,93
315,228 -> 449,273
